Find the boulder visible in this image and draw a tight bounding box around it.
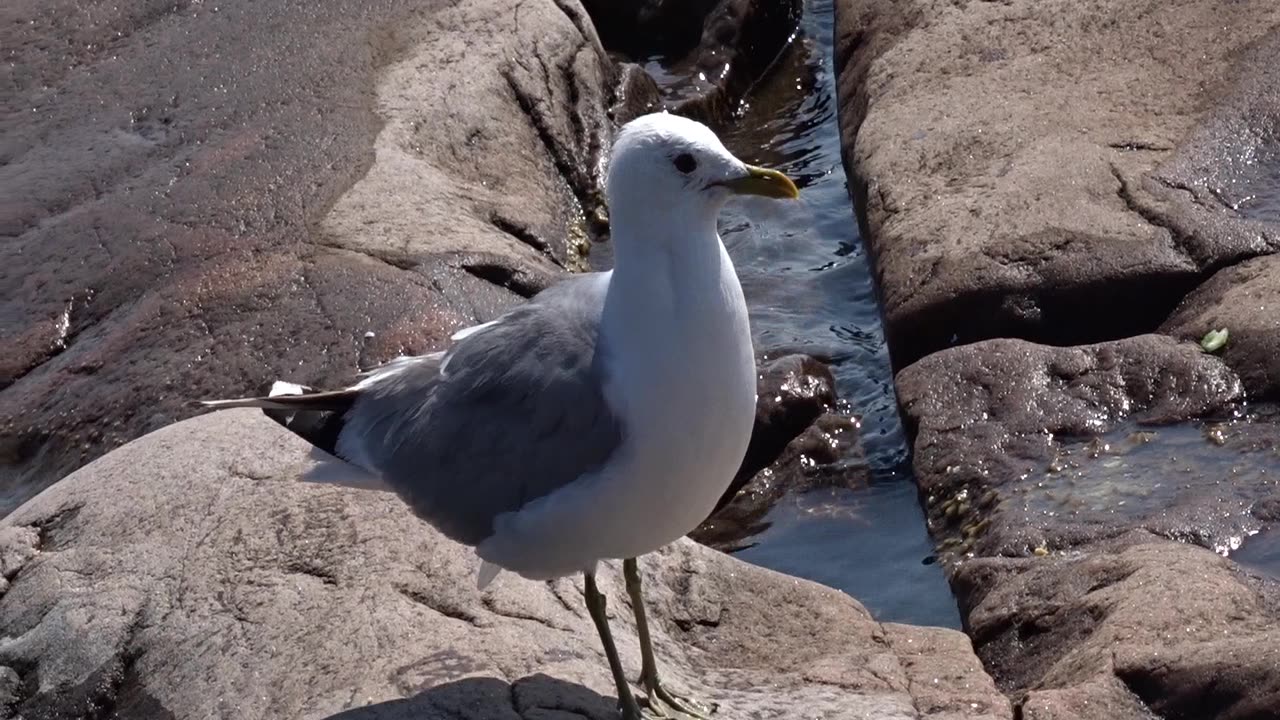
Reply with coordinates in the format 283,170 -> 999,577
1,0 -> 816,522
1,0 -> 632,515
954,531 -> 1280,720
696,412 -> 869,550
1162,253 -> 1280,401
834,0 -> 1280,368
895,334 -> 1267,557
583,0 -> 804,118
896,333 -> 1280,717
0,410 -> 1011,720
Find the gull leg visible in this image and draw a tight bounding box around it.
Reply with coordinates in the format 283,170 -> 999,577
623,557 -> 717,719
584,571 -> 649,720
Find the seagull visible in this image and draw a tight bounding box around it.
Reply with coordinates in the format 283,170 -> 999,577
199,112 -> 799,719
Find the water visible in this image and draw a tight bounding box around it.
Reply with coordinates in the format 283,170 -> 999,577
1234,526 -> 1280,579
999,406 -> 1280,558
647,0 -> 960,629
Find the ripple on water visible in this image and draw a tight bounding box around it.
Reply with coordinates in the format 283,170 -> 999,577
1224,149 -> 1280,224
644,0 -> 957,627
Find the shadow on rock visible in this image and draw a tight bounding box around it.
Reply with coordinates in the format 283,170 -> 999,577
321,674 -> 618,720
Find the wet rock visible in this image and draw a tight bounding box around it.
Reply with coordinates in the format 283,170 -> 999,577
695,412 -> 868,549
834,0 -> 1280,368
721,354 -> 836,502
954,531 -> 1280,720
1162,253 -> 1280,401
580,0 -> 720,59
585,0 -> 803,119
0,410 -> 1010,719
0,0 -> 629,515
896,334 -> 1264,557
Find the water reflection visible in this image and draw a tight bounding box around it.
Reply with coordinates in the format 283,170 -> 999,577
648,0 -> 959,628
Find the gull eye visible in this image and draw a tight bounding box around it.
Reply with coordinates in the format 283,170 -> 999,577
673,153 -> 697,174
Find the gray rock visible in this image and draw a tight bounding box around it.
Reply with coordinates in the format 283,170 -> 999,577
1162,253 -> 1280,401
715,354 -> 838,511
834,0 -> 1280,367
0,410 -> 1011,719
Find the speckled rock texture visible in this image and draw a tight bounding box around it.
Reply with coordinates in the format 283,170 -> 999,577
1,0 -> 622,515
834,1 -> 1280,717
835,0 -> 1280,368
0,411 -> 1011,720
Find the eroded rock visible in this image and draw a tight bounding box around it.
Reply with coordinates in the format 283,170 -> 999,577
1163,253 -> 1280,401
0,410 -> 1009,719
955,531 -> 1280,720
696,412 -> 868,549
835,0 -> 1280,368
0,0 -> 629,516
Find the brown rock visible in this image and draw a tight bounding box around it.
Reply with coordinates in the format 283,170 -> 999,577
835,0 -> 1280,367
695,412 -> 868,549
1162,254 -> 1280,401
896,334 -> 1261,557
955,532 -> 1280,720
583,0 -> 803,118
0,410 -> 1010,719
0,0 -> 628,514
717,354 -> 837,508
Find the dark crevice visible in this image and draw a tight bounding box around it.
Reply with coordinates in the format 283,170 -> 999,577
460,262 -> 544,299
1108,140 -> 1173,152
672,607 -> 725,632
394,584 -> 485,627
489,213 -> 558,264
500,65 -> 600,224
282,560 -> 339,586
31,503 -> 85,554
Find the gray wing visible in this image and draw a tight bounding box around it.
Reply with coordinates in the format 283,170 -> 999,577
337,272 -> 624,546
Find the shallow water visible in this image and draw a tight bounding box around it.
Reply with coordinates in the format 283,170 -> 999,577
1234,526 -> 1280,579
1008,405 -> 1279,556
653,0 -> 961,629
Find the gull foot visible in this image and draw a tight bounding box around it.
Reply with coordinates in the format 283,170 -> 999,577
622,695 -> 676,720
641,678 -> 717,720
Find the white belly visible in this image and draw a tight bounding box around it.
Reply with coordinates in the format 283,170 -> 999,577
476,243 -> 757,579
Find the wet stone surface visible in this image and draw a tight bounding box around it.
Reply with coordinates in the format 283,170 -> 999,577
894,334 -> 1277,559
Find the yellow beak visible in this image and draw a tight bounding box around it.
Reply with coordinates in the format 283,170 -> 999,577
716,165 -> 800,200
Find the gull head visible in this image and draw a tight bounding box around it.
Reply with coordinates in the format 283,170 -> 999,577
605,113 -> 799,224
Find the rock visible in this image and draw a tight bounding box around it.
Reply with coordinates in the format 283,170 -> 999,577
954,531 -> 1280,720
580,0 -> 720,59
583,0 -> 803,118
718,354 -> 837,507
0,0 -> 630,515
0,410 -> 1010,719
1162,254 -> 1280,401
896,334 -> 1263,557
834,0 -> 1280,368
695,412 -> 869,549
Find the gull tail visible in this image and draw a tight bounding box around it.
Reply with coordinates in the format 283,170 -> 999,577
197,381 -> 357,460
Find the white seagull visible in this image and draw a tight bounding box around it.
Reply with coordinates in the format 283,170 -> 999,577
200,112 -> 799,719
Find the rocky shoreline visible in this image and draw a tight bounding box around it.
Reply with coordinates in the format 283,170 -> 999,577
837,0 -> 1280,717
4,0 -> 1280,718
